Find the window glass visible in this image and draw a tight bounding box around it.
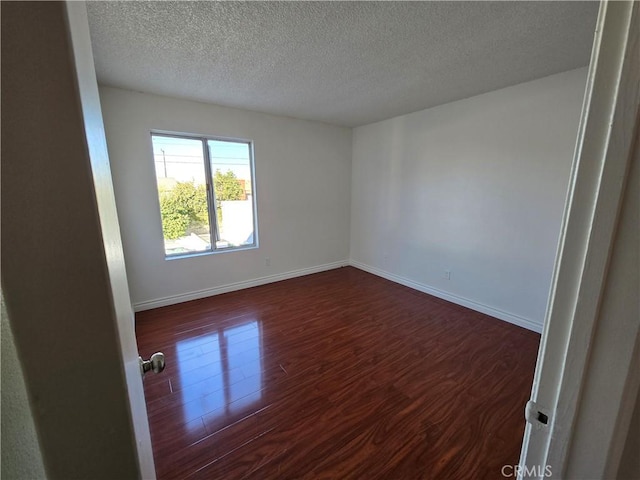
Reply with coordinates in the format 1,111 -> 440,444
152,136 -> 211,256
208,140 -> 255,249
150,133 -> 257,257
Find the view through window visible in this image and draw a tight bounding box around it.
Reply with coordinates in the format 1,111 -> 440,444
151,133 -> 257,257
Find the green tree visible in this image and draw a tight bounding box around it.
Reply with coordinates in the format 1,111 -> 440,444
159,172 -> 243,240
159,181 -> 208,240
213,169 -> 244,226
213,169 -> 243,201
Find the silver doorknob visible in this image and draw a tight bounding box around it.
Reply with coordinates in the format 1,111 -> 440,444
139,352 -> 165,376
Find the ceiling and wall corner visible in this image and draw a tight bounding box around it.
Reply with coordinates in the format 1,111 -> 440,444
86,1 -> 598,128
86,1 -> 600,323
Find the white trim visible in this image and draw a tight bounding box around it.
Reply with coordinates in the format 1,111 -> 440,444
133,261 -> 348,311
520,1 -> 640,478
349,260 -> 543,333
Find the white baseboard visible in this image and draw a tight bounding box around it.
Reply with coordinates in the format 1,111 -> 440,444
134,259 -> 543,334
133,260 -> 348,312
349,260 -> 543,333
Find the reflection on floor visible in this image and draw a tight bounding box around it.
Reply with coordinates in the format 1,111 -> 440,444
135,267 -> 540,479
175,321 -> 263,428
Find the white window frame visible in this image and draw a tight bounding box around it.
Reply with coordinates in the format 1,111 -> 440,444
151,131 -> 259,258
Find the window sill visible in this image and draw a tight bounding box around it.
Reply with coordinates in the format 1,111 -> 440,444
165,244 -> 258,261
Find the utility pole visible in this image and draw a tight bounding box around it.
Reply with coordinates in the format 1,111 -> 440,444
161,148 -> 167,177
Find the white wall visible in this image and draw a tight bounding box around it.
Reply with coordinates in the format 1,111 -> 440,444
350,68 -> 587,331
99,87 -> 352,309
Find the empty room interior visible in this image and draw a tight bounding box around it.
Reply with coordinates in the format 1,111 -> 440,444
3,1 -> 640,480
91,2 -> 589,477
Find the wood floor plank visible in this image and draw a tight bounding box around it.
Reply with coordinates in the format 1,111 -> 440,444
136,267 -> 539,479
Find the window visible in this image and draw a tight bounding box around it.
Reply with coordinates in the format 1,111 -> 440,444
151,133 -> 257,257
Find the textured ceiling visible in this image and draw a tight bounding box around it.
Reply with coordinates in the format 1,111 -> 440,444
87,1 -> 598,127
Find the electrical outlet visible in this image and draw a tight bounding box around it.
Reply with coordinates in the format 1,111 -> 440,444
443,270 -> 451,280
265,258 -> 271,267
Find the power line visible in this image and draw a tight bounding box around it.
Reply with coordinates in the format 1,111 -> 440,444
153,154 -> 249,160
155,161 -> 250,167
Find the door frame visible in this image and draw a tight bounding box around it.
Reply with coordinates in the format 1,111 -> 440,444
519,1 -> 640,477
1,1 -> 155,478
64,2 -> 156,477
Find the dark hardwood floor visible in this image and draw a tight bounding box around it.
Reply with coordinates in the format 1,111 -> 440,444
136,266 -> 540,479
